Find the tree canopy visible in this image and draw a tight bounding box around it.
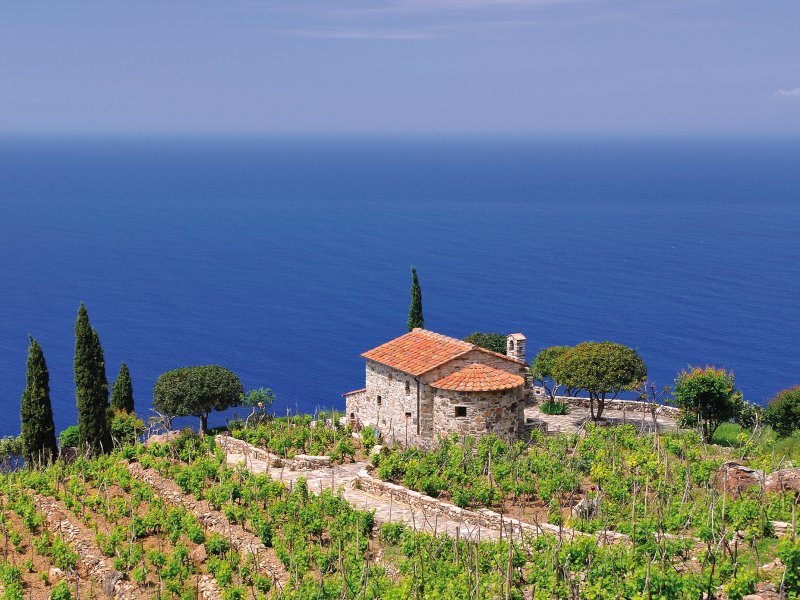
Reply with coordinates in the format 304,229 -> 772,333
153,365 -> 243,433
407,267 -> 424,331
529,345 -> 573,401
464,332 -> 507,355
764,386 -> 800,438
672,366 -> 739,442
20,336 -> 58,465
110,362 -> 134,413
74,303 -> 111,454
552,341 -> 647,420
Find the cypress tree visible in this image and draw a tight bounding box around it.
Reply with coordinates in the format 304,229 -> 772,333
20,336 -> 58,465
407,266 -> 424,331
74,303 -> 111,454
110,362 -> 134,413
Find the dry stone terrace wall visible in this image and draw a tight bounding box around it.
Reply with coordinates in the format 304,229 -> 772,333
31,494 -> 144,599
534,394 -> 683,419
353,467 -> 629,545
217,433 -> 331,469
127,461 -> 290,592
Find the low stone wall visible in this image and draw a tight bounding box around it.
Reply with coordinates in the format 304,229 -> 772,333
128,462 -> 289,591
216,434 -> 331,470
534,394 -> 682,419
354,467 -> 628,545
356,469 -> 797,545
32,494 -> 142,599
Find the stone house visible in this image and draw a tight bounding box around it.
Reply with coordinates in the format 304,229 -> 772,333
343,329 -> 528,447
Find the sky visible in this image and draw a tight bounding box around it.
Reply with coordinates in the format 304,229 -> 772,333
1,0 -> 799,135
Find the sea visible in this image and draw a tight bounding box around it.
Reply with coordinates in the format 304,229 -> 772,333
0,135 -> 798,437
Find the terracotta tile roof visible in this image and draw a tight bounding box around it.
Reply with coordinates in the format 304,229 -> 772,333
362,329 -> 475,376
342,388 -> 366,397
431,363 -> 524,392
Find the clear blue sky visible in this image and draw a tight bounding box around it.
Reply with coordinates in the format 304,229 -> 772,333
2,0 -> 798,135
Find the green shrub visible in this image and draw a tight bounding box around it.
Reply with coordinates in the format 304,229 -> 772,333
58,426 -> 80,448
540,401 -> 569,415
379,522 -> 407,544
50,580 -> 73,600
206,533 -> 231,556
109,409 -> 145,446
360,426 -> 377,451
778,538 -> 800,594
764,386 -> 800,438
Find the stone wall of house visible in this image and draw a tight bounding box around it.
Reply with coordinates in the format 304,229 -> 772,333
344,389 -> 368,425
432,386 -> 524,441
351,360 -> 430,446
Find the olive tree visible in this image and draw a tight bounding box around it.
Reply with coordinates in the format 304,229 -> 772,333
529,346 -> 574,402
153,365 -> 243,433
552,341 -> 647,421
672,366 -> 739,442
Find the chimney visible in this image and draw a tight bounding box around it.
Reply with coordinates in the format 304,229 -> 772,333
506,333 -> 526,363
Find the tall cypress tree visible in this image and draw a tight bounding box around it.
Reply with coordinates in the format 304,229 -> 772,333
20,336 -> 58,465
110,362 -> 134,413
407,267 -> 424,331
74,303 -> 111,454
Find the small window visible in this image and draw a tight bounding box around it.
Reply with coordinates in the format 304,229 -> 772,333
405,380 -> 411,395
455,406 -> 467,418
405,412 -> 412,418
377,396 -> 382,406
509,340 -> 515,350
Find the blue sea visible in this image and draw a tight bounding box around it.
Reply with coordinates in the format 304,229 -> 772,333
1,136 -> 798,437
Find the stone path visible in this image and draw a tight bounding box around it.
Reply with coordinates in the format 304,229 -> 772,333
219,436 -> 503,542
524,405 -> 679,434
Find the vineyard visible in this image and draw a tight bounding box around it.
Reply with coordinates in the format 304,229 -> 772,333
1,423 -> 799,599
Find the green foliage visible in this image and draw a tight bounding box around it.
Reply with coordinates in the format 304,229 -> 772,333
153,365 -> 243,432
673,366 -> 739,442
539,401 -> 569,415
49,580 -> 73,600
0,435 -> 23,458
778,538 -> 800,594
464,332 -> 507,355
109,409 -> 145,446
734,396 -> 764,430
231,414 -> 353,462
20,336 -> 58,465
110,361 -> 134,412
764,386 -> 800,438
0,560 -> 24,600
552,341 -> 647,420
529,345 -> 572,399
360,426 -> 377,451
206,532 -> 231,556
379,522 -> 407,544
74,303 -> 111,455
407,266 -> 424,331
239,387 -> 275,425
58,425 -> 80,448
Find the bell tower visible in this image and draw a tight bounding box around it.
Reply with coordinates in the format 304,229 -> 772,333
506,333 -> 526,363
